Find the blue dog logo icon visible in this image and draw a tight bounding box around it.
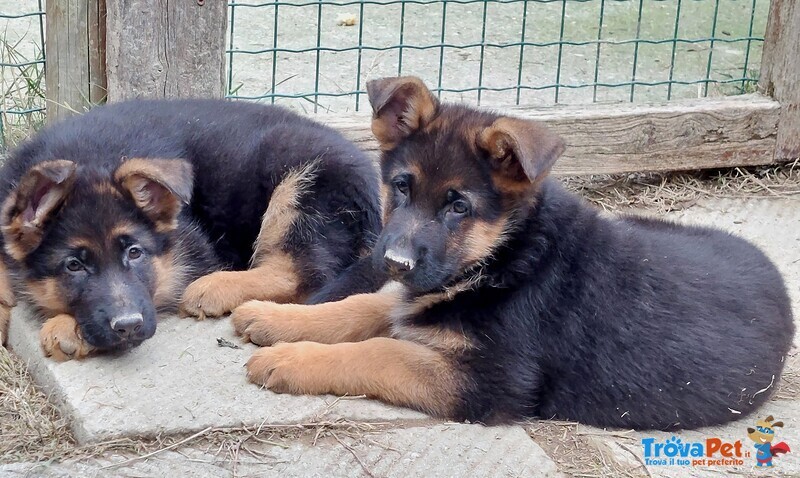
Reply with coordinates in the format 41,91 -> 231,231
747,415 -> 790,467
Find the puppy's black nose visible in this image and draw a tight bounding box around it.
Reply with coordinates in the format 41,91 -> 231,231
384,248 -> 416,275
110,314 -> 144,338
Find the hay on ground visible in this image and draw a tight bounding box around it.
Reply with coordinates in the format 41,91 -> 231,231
561,159 -> 800,213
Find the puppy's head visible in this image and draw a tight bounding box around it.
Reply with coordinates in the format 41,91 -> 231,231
0,157 -> 193,352
367,76 -> 564,294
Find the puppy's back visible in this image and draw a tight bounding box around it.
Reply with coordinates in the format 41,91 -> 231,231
533,183 -> 793,429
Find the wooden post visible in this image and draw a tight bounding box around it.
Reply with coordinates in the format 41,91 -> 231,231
105,0 -> 227,101
45,0 -> 107,123
759,0 -> 800,161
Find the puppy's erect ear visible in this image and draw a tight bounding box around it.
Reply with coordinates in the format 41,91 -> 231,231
772,421 -> 784,428
477,116 -> 565,191
366,76 -> 438,150
766,415 -> 775,422
1,160 -> 77,260
114,158 -> 193,231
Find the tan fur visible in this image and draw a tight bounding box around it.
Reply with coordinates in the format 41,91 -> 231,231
246,337 -> 461,417
367,77 -> 438,151
114,158 -> 193,233
24,278 -> 68,316
39,314 -> 94,361
393,275 -> 484,321
379,182 -> 392,225
67,222 -> 139,254
1,160 -> 77,261
391,323 -> 472,355
182,163 -> 317,319
0,305 -> 9,346
92,181 -> 123,198
0,261 -> 15,345
153,251 -> 191,309
180,252 -> 300,319
478,116 -> 565,192
231,284 -> 401,346
251,160 -> 318,266
0,261 -> 17,309
109,223 -> 137,239
462,217 -> 510,266
66,237 -> 99,252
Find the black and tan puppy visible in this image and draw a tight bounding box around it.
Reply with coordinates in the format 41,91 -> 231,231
231,76 -> 794,430
0,99 -> 380,360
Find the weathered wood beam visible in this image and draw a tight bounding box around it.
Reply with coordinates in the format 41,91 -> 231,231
319,94 -> 780,176
105,0 -> 227,101
45,0 -> 107,122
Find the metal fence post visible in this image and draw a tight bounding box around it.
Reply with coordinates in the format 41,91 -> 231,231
105,0 -> 227,101
759,0 -> 800,161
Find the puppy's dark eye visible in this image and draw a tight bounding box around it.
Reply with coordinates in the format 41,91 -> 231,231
65,258 -> 85,273
127,246 -> 143,260
393,176 -> 410,195
451,199 -> 470,215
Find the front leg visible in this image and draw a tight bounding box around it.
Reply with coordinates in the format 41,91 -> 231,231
232,285 -> 399,345
246,338 -> 462,418
40,314 -> 94,361
180,253 -> 300,319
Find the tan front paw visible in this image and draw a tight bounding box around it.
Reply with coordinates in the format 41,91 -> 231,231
40,314 -> 93,361
180,271 -> 245,319
246,342 -> 326,394
232,300 -> 295,346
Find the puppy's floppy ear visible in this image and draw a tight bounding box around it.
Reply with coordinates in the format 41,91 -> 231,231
114,158 -> 193,231
747,427 -> 756,434
477,116 -> 565,190
1,160 -> 77,260
366,76 -> 438,150
772,421 -> 784,428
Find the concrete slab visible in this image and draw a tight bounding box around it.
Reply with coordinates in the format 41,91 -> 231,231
7,304 -> 427,444
0,424 -> 561,478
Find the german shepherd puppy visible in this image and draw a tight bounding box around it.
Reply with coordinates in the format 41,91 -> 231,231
230,76 -> 794,430
0,100 -> 380,360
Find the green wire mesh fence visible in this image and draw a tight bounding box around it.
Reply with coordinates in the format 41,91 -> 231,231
0,0 -> 770,144
0,1 -> 46,147
227,0 -> 768,112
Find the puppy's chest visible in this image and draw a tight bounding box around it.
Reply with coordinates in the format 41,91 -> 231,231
387,293 -> 474,355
